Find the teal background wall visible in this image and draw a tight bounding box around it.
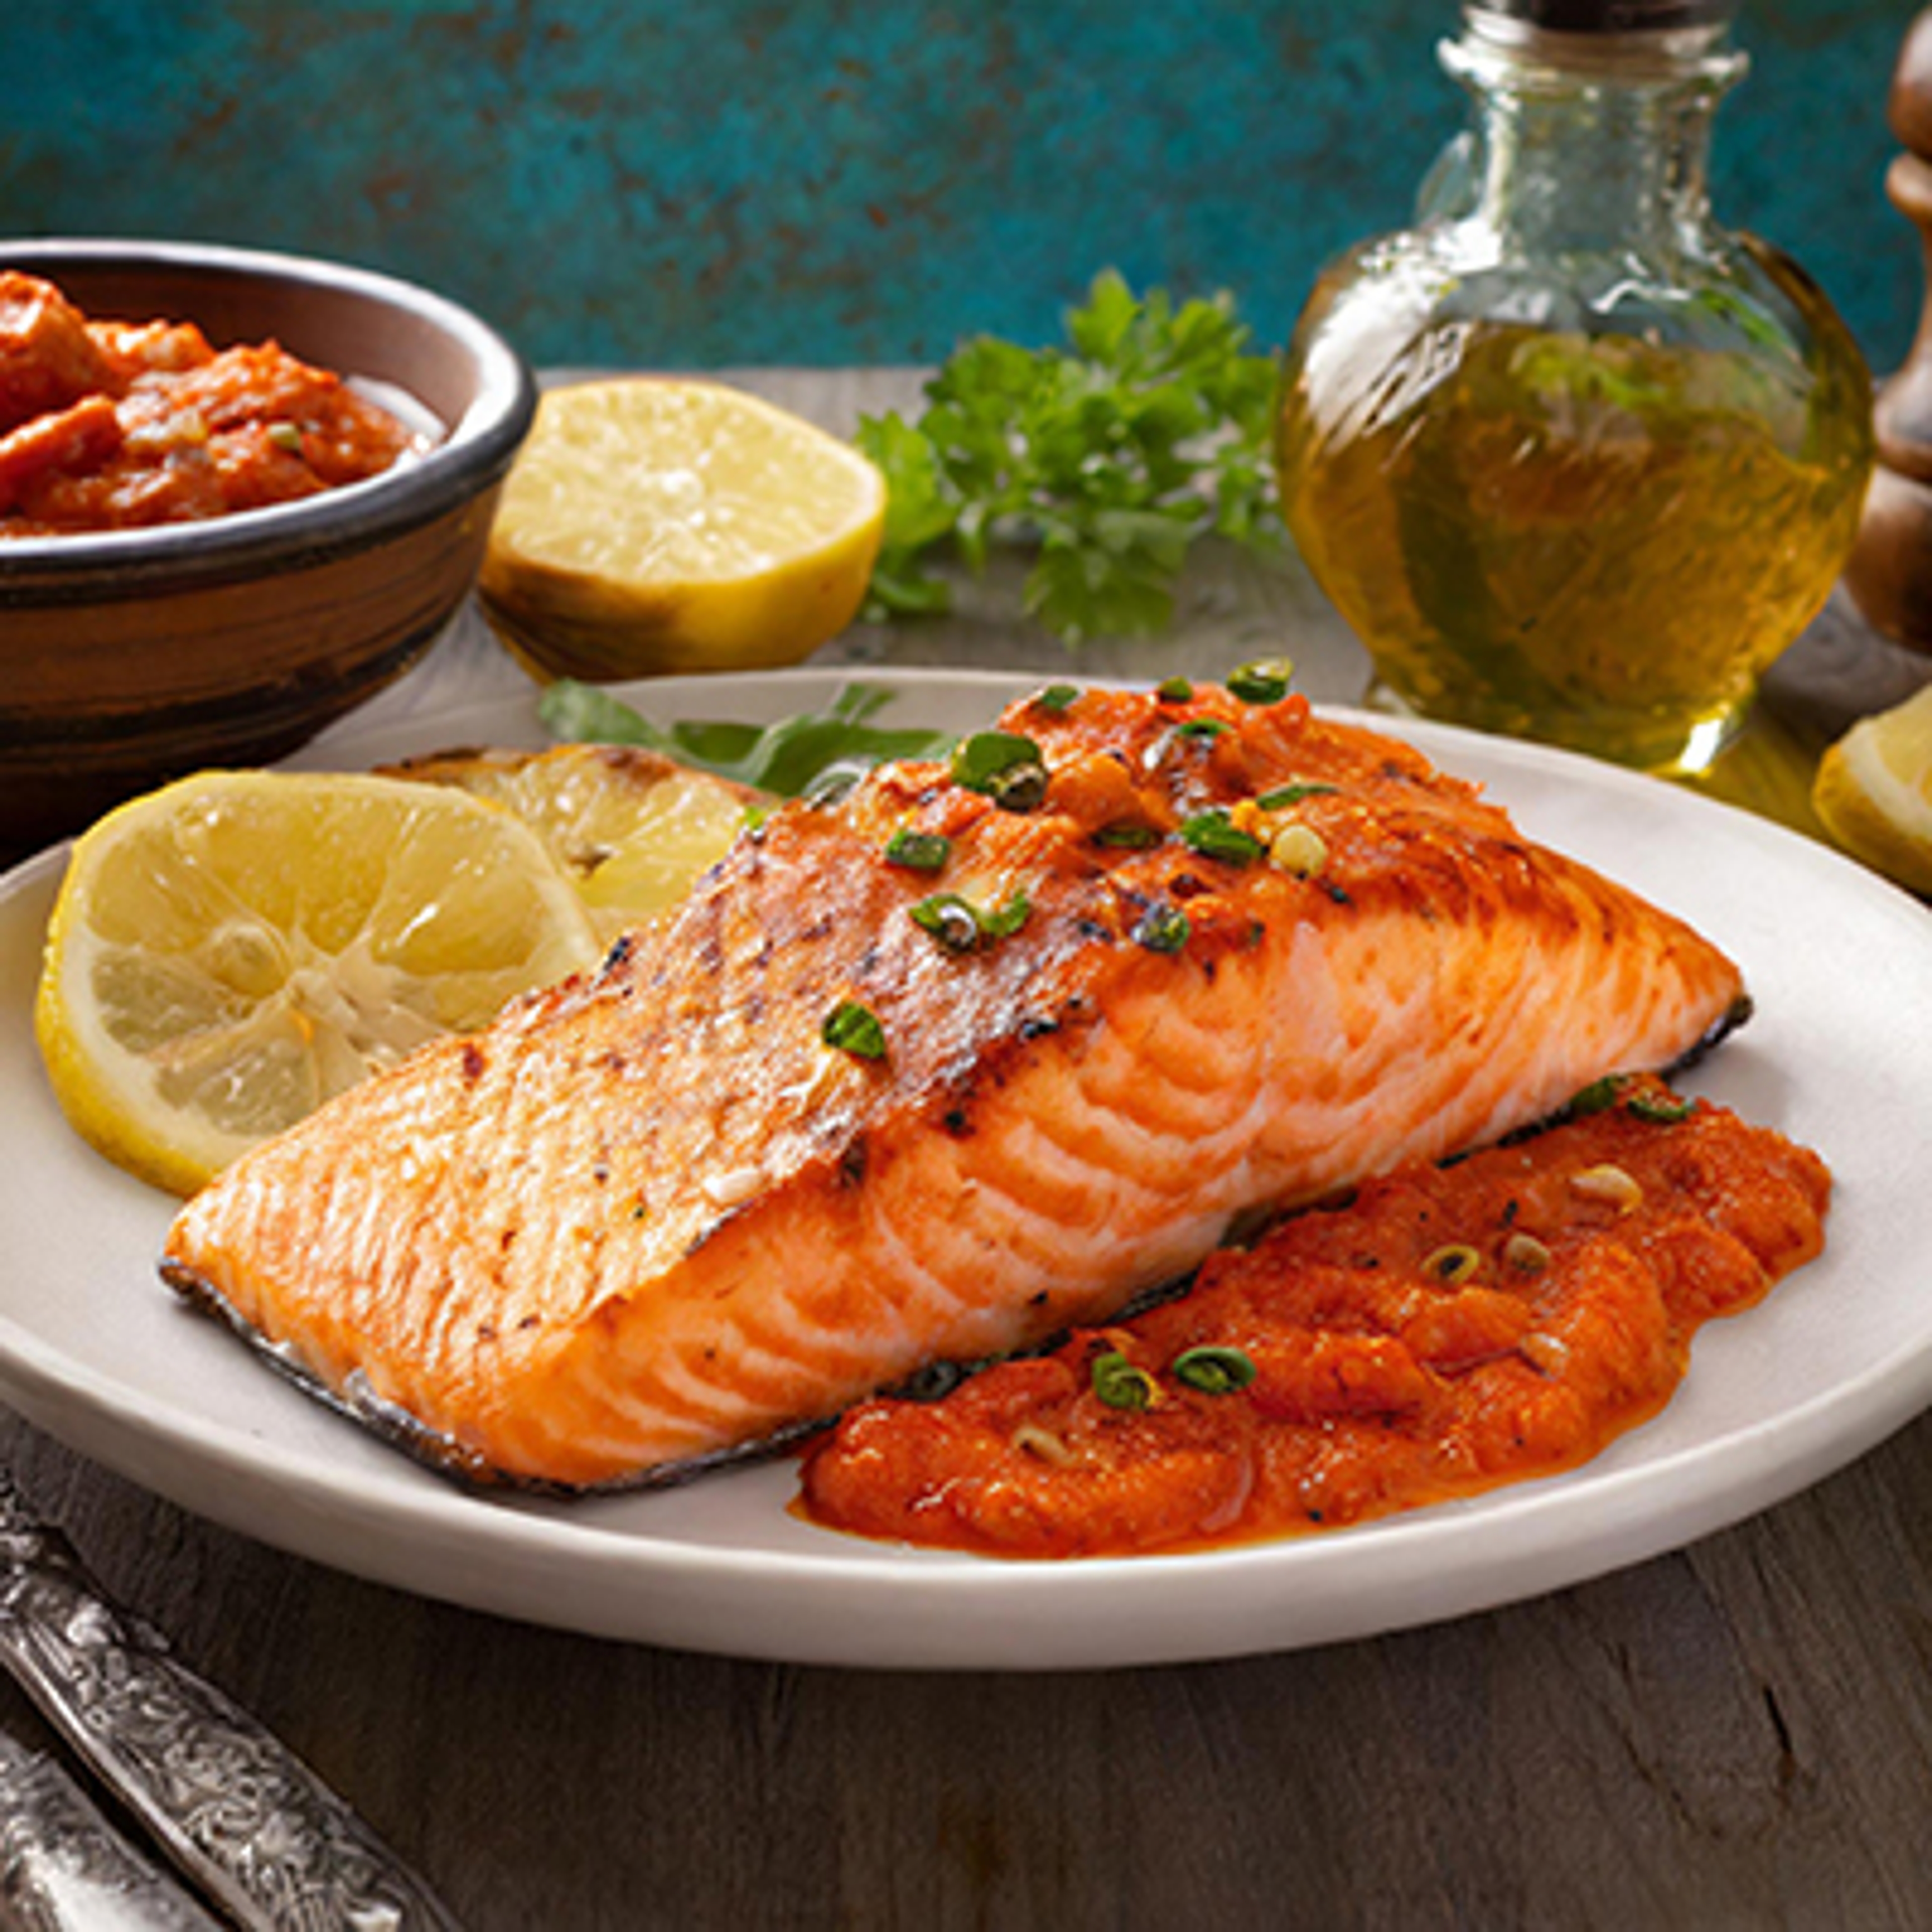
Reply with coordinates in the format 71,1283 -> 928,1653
0,3 -> 1918,376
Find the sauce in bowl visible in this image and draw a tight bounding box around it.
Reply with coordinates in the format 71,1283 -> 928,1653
0,270 -> 424,534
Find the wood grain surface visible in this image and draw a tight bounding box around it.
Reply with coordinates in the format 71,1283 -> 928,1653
4,368 -> 1930,1932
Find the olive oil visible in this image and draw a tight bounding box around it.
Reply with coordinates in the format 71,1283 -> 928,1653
1278,293 -> 1873,770
1274,0 -> 1875,775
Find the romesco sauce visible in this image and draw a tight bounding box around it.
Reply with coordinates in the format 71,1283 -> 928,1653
0,271 -> 422,534
798,1079 -> 1830,1558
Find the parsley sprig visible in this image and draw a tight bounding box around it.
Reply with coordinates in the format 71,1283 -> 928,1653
538,680 -> 952,798
856,271 -> 1283,647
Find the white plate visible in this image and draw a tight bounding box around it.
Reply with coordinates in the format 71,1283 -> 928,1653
4,667 -> 1930,1671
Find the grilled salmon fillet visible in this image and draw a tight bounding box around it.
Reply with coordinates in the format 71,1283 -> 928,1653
160,684 -> 1750,1491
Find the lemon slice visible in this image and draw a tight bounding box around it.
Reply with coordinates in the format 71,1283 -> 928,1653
35,770 -> 603,1195
1812,680 -> 1932,896
380,741 -> 760,941
478,377 -> 887,681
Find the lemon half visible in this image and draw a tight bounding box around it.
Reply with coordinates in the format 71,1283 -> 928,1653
1812,680 -> 1932,896
35,770 -> 603,1195
479,377 -> 887,680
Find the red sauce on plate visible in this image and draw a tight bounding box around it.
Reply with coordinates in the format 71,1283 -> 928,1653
798,1079 -> 1831,1558
0,271 -> 423,534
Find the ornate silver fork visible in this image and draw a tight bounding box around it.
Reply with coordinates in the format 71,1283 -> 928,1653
0,1471 -> 462,1930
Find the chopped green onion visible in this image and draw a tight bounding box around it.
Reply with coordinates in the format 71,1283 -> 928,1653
884,828 -> 952,872
1179,810 -> 1264,866
1093,821 -> 1162,850
909,894 -> 983,953
977,887 -> 1032,939
1031,684 -> 1082,714
1568,1075 -> 1625,1116
1226,659 -> 1294,704
1171,1344 -> 1257,1395
909,887 -> 1031,951
1256,781 -> 1338,810
822,1001 -> 887,1060
1627,1091 -> 1695,1124
1156,676 -> 1195,702
1423,1244 -> 1482,1285
1091,1350 -> 1156,1411
1173,719 -> 1230,743
951,732 -> 1049,811
1133,904 -> 1191,954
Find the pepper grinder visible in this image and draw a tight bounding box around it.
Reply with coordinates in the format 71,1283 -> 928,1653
1843,8 -> 1932,657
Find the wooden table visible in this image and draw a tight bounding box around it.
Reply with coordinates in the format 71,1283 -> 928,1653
5,371 -> 1932,1931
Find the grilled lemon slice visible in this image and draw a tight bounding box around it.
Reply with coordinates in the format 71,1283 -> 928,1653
380,741 -> 760,942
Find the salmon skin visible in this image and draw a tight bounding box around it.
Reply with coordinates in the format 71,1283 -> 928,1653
159,684 -> 1750,1493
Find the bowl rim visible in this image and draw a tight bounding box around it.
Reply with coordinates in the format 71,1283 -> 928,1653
0,236 -> 537,596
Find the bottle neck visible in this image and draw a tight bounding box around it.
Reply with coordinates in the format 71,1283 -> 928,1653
1441,22 -> 1744,262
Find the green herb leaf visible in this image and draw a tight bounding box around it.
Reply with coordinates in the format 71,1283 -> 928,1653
538,680 -> 952,798
854,271 -> 1284,648
822,1000 -> 888,1060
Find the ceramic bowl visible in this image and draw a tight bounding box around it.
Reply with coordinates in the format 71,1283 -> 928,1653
0,237 -> 537,857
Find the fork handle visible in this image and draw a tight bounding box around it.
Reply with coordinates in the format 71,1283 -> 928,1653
0,1477 -> 462,1932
